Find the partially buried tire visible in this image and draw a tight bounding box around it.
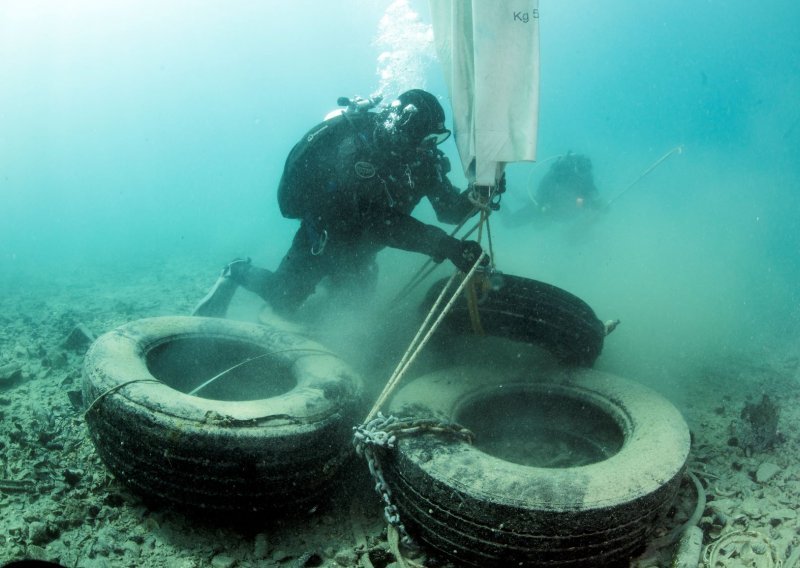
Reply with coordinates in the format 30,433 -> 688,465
424,274 -> 606,366
82,316 -> 363,514
384,365 -> 691,567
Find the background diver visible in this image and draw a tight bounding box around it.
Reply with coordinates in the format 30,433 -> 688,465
505,152 -> 605,226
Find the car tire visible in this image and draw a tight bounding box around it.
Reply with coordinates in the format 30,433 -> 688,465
384,365 -> 691,567
423,274 -> 606,366
82,316 -> 363,514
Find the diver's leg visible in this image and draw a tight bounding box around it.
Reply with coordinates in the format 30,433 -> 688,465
192,267 -> 239,317
261,226 -> 328,315
192,258 -> 254,318
196,225 -> 332,317
193,225 -> 323,317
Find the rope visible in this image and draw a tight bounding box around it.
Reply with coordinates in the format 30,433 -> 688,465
605,145 -> 683,207
649,471 -> 706,550
188,347 -> 336,396
484,210 -> 496,264
465,277 -> 485,335
464,206 -> 496,335
392,183 -> 499,304
85,348 -> 336,414
364,252 -> 488,422
355,185 -> 498,548
387,524 -> 425,568
392,209 -> 478,304
374,274 -> 456,419
369,181 -> 499,420
189,353 -> 273,396
83,379 -> 162,418
353,413 -> 474,547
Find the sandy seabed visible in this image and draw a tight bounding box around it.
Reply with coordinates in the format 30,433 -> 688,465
1,257 -> 798,568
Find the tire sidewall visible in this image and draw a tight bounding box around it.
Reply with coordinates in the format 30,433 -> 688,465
386,365 -> 690,563
84,316 -> 361,428
82,316 -> 364,511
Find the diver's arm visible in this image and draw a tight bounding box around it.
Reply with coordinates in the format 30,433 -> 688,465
372,210 -> 486,272
421,151 -> 476,224
371,209 -> 452,257
428,177 -> 476,225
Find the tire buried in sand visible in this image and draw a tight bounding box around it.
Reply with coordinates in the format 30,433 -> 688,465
82,316 -> 363,514
384,365 -> 691,567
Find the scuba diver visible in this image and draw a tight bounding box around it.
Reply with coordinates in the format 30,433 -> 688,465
537,153 -> 603,218
194,89 -> 489,318
506,152 -> 604,226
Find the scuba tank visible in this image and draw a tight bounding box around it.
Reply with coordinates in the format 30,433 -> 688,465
277,94 -> 383,220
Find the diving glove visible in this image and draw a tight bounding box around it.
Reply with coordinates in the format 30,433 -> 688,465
436,237 -> 489,273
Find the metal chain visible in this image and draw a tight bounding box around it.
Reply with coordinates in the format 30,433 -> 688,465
353,413 -> 474,546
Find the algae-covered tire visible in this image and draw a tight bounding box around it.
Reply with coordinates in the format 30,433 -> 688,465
424,275 -> 605,366
82,316 -> 363,514
385,366 -> 690,567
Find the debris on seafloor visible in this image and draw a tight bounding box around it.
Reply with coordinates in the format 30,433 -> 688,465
60,323 -> 97,352
0,362 -> 23,389
729,394 -> 781,456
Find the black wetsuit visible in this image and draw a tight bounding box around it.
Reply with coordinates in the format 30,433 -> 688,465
535,154 -> 602,219
259,111 -> 475,313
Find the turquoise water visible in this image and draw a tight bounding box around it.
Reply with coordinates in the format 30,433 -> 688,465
1,0 -> 799,386
1,2 -> 799,566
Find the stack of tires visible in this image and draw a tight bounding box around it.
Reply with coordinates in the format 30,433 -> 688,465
380,275 -> 691,566
81,276 -> 691,567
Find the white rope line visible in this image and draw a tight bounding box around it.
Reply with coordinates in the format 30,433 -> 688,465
365,252 -> 488,422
